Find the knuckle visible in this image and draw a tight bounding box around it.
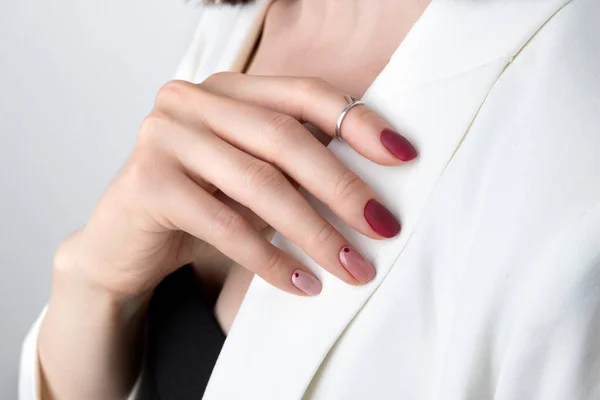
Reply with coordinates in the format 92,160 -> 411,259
308,222 -> 338,248
145,108 -> 173,125
263,113 -> 301,148
332,170 -> 366,201
350,106 -> 378,126
262,249 -> 283,275
120,151 -> 166,197
298,76 -> 332,101
241,160 -> 287,190
155,79 -> 194,108
210,208 -> 248,239
296,77 -> 337,121
53,233 -> 78,273
200,71 -> 237,89
138,109 -> 173,145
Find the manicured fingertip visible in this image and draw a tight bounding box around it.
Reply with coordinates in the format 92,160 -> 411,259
380,129 -> 418,162
364,199 -> 401,238
339,246 -> 376,283
291,270 -> 322,296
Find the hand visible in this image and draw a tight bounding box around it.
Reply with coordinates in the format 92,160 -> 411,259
59,73 -> 417,300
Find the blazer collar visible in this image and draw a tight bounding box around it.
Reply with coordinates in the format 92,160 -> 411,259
202,1 -> 573,399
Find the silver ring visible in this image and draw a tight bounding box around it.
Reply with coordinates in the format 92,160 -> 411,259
335,95 -> 365,141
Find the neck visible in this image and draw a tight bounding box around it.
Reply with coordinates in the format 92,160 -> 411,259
253,0 -> 431,96
295,0 -> 428,28
281,0 -> 430,51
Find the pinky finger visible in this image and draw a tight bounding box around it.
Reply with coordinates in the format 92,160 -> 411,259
163,176 -> 322,296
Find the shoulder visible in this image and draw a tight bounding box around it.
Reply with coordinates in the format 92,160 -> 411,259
489,0 -> 600,156
520,0 -> 600,89
460,0 -> 600,238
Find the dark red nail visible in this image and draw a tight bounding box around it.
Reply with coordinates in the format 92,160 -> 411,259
380,129 -> 417,162
364,199 -> 401,238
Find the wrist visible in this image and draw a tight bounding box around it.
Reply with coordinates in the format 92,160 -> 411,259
52,231 -> 151,319
40,233 -> 149,400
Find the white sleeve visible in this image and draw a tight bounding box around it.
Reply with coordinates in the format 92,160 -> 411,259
18,307 -> 142,400
18,307 -> 47,400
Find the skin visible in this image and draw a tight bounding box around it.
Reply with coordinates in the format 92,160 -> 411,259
37,0 -> 431,398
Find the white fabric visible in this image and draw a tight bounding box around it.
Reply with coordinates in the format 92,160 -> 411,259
19,307 -> 46,400
19,0 -> 600,399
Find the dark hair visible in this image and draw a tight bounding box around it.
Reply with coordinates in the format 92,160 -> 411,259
203,0 -> 254,4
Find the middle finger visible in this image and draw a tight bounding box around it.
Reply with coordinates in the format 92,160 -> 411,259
166,121 -> 376,285
160,82 -> 401,240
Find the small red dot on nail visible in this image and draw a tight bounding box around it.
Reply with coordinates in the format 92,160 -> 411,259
294,272 -> 299,278
344,248 -> 350,253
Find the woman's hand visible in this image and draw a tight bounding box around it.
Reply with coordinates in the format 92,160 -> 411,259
61,73 -> 416,300
39,73 -> 417,399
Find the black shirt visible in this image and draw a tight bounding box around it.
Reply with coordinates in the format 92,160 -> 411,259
140,266 -> 225,399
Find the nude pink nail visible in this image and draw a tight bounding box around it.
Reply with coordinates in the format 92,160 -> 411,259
339,246 -> 376,283
292,270 -> 322,296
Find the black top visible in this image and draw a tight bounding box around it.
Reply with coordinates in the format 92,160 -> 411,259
139,265 -> 226,400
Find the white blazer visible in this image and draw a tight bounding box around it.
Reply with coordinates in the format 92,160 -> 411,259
20,0 -> 600,399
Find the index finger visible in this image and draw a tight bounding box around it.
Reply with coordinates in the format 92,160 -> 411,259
199,73 -> 418,165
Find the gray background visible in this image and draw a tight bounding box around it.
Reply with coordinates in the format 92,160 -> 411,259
0,1 -> 203,397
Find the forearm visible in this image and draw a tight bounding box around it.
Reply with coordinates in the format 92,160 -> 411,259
38,239 -> 149,400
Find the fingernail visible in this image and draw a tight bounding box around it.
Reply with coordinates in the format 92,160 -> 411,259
380,129 -> 417,162
339,246 -> 376,283
364,199 -> 401,238
292,270 -> 322,296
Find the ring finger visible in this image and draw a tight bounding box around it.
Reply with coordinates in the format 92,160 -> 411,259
159,82 -> 402,240
164,120 -> 377,285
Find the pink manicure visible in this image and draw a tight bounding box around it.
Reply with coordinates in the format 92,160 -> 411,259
292,270 -> 322,296
339,246 -> 376,283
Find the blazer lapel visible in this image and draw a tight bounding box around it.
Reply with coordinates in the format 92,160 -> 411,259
174,0 -> 272,82
203,1 -> 572,399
